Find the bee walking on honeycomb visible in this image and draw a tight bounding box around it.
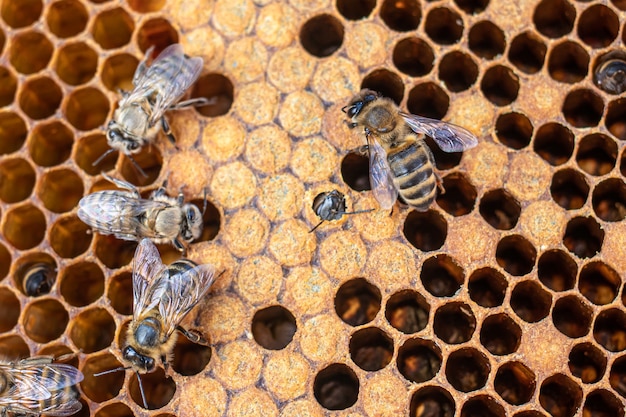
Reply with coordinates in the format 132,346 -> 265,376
22,262 -> 56,297
343,89 -> 478,211
94,43 -> 210,175
310,189 -> 373,232
0,356 -> 83,416
77,172 -> 204,251
94,238 -> 217,409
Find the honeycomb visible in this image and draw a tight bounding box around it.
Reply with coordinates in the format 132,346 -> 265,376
0,0 -> 625,416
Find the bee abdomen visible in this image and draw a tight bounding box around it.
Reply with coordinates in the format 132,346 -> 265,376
388,141 -> 437,211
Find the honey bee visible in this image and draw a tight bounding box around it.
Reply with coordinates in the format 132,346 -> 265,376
22,263 -> 56,297
343,89 -> 478,211
310,190 -> 373,232
594,57 -> 626,95
94,44 -> 209,173
0,356 -> 83,416
77,173 -> 203,251
94,239 -> 216,408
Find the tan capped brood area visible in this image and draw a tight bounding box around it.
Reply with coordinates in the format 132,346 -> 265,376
0,0 -> 625,416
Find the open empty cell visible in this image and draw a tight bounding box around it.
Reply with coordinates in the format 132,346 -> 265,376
393,37 -> 434,77
425,7 -> 463,45
349,327 -> 393,371
494,361 -> 536,405
55,42 -> 98,86
0,243 -> 8,280
50,214 -> 92,258
0,66 -> 17,107
334,278 -> 381,326
547,41 -> 589,84
191,73 -> 234,118
445,348 -> 490,392
361,69 -> 404,105
9,30 -> 53,74
550,168 -> 589,210
436,173 -> 477,216
75,133 -> 118,175
94,403 -> 134,417
468,267 -> 508,307
47,0 -> 88,38
407,82 -> 449,119
576,133 -> 617,176
420,255 -> 464,297
300,14 -> 343,58
568,342 -> 606,384
0,157 -> 35,203
469,21 -> 505,61
605,98 -> 626,140
532,0 -> 575,38
479,189 -> 521,230
552,295 -> 593,338
101,53 -> 139,92
533,122 -> 574,166
119,145 -> 162,187
480,65 -> 520,106
107,271 -> 133,315
480,313 -> 522,356
439,51 -> 478,93
511,280 -> 551,323
537,250 -> 576,292
1,0 -> 42,28
539,374 -> 582,417
562,89 -> 604,128
593,308 -> 626,352
563,216 -> 604,258
385,289 -> 429,334
380,0 -> 421,32
81,353 -> 124,403
19,76 -> 62,119
13,252 -> 57,296
609,355 -> 626,398
0,335 -> 30,359
172,333 -> 211,376
337,0 -> 375,20
495,112 -> 533,150
92,7 -> 135,49
129,367 -> 176,409
0,111 -> 27,155
341,152 -> 370,192
95,235 -> 137,269
403,210 -> 447,252
592,178 -> 626,222
251,305 -> 296,350
37,168 -> 84,213
137,18 -> 179,54
3,204 -> 46,250
583,389 -> 625,417
579,261 -> 620,305
577,5 -> 618,48
313,363 -> 359,410
0,287 -> 19,332
410,386 -> 455,417
70,307 -> 116,353
397,338 -> 441,383
128,0 -> 165,13
22,298 -> 68,343
454,0 -> 489,13
461,395 -> 505,417
28,120 -> 74,167
508,32 -> 546,74
495,235 -> 536,276
434,302 -> 476,344
65,87 -> 110,131
60,261 -> 104,307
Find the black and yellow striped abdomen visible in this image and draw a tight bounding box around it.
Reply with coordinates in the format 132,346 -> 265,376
387,139 -> 437,211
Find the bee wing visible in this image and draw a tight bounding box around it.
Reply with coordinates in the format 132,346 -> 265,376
400,112 -> 478,153
0,362 -> 83,402
154,263 -> 217,338
369,138 -> 398,210
132,239 -> 167,321
37,390 -> 83,416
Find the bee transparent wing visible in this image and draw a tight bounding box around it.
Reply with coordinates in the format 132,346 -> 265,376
369,138 -> 398,210
38,390 -> 83,417
132,239 -> 167,321
156,263 -> 217,338
400,112 -> 478,153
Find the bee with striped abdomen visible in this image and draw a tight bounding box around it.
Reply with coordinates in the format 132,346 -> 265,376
22,263 -> 56,297
343,89 -> 478,211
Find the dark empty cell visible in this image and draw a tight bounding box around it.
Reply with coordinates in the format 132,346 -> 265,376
0,244 -> 9,280
75,134 -> 118,176
55,42 -> 98,86
594,52 -> 626,95
137,18 -> 179,55
94,403 -> 134,417
533,122 -> 574,166
508,32 -> 547,74
349,327 -> 393,371
579,261 -> 620,305
550,168 -> 589,210
539,374 -> 583,417
605,98 -> 626,140
495,235 -> 536,276
438,51 -> 478,93
576,133 -> 617,176
191,73 -> 234,118
468,21 -> 505,60
420,254 -> 463,297
0,0 -> 42,28
19,76 -> 63,120
81,353 -> 125,402
385,289 -> 429,334
119,145 -> 162,187
172,333 -> 211,376
510,280 -> 552,323
593,308 -> 626,352
49,215 -> 92,259
300,14 -> 344,57
397,338 -> 441,382
47,0 -> 88,38
583,389 -> 625,417
436,173 -> 476,216
563,216 -> 604,259
92,7 -> 135,49
454,0 -> 489,14
129,368 -> 176,409
3,204 -> 46,250
60,262 -> 104,307
0,287 -> 19,332
0,66 -> 16,107
480,314 -> 522,356
65,87 -> 110,131
577,5 -> 619,48
101,53 -> 138,92
495,112 -> 533,150
433,302 -> 476,344
190,197 -> 220,242
341,152 -> 370,192
547,41 -> 589,83
22,299 -> 68,343
532,0 -> 575,38
494,362 -> 536,405
251,305 -> 296,350
313,363 -> 359,410
392,37 -> 434,77
9,31 -> 53,75
0,335 -> 30,359
614,0 -> 626,10
128,0 -> 166,12
445,348 -> 490,392
108,272 -> 133,315
69,308 -> 115,353
468,267 -> 507,308
425,7 -> 463,45
403,210 -> 447,252
28,120 -> 74,167
407,82 -> 449,119
480,65 -> 519,106
537,250 -> 576,292
95,235 -> 137,269
552,295 -> 593,338
38,169 -> 84,213
568,343 -> 607,384
334,278 -> 381,326
622,150 -> 626,177
593,178 -> 626,222
609,355 -> 626,398
479,189 -> 521,230
0,111 -> 27,155
409,386 -> 455,417
561,89 -> 604,128
379,0 -> 421,32
0,157 -> 36,203
336,0 -> 376,20
461,396 -> 506,417
361,69 -> 404,105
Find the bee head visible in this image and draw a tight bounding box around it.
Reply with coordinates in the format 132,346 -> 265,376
313,190 -> 346,221
106,121 -> 141,155
342,89 -> 380,118
122,345 -> 156,373
181,204 -> 203,242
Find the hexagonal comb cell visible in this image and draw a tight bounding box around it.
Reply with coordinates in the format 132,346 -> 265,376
438,51 -> 478,93
59,261 -> 104,307
349,327 -> 393,371
46,0 -> 88,38
0,157 -> 35,203
575,133 -> 617,176
480,313 -> 522,356
70,307 -> 116,353
393,37 -> 434,77
9,30 -> 53,74
494,361 -> 536,406
468,267 -> 507,308
334,278 -> 381,326
129,368 -> 176,409
92,7 -> 135,50
508,32 -> 546,74
300,14 -> 344,58
19,76 -> 63,120
0,66 -> 17,107
410,386 -> 455,417
190,73 -> 234,118
171,334 -> 211,376
0,334 -> 30,358
75,133 -> 118,175
539,374 -> 582,417
380,0 -> 421,32
397,338 -> 441,383
361,69 -> 404,104
592,178 -> 626,222
407,82 -> 449,119
434,302 -> 476,344
3,203 -> 46,250
137,17 -> 179,53
94,403 -> 134,417
0,0 -> 42,28
403,210 -> 447,252
511,281 -> 551,323
22,298 -> 69,343
533,122 -> 574,166
445,348 -> 490,392
385,289 -> 429,334
552,295 -> 593,338
568,342 -> 607,384
425,7 -> 463,45
49,214 -> 92,258
313,363 -> 359,410
55,42 -> 98,86
0,287 -> 20,332
537,250 -> 576,292
65,87 -> 110,131
81,353 -> 125,403
28,121 -> 74,167
37,168 -> 84,213
0,111 -> 27,155
251,305 -> 296,350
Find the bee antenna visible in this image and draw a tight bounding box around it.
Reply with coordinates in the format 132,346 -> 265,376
92,148 -> 116,167
308,220 -> 324,233
202,187 -> 208,215
126,155 -> 148,178
344,208 -> 375,215
93,366 -> 130,377
136,371 -> 148,409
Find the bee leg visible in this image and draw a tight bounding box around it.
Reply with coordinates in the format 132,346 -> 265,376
177,326 -> 209,345
173,238 -> 185,252
435,172 -> 446,194
102,172 -> 141,196
172,97 -> 216,109
160,117 -> 178,147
